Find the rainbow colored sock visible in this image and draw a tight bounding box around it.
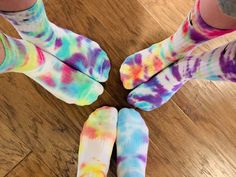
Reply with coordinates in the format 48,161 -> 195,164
120,0 -> 235,90
77,106 -> 118,177
0,33 -> 103,106
117,108 -> 149,177
0,0 -> 111,82
128,40 -> 236,111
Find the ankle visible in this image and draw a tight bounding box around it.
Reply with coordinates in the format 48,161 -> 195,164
0,41 -> 5,64
0,0 -> 36,11
200,0 -> 236,29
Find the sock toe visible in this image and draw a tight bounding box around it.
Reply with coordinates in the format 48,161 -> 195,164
120,53 -> 144,90
120,45 -> 162,90
127,71 -> 186,111
89,47 -> 111,83
75,80 -> 104,106
86,106 -> 118,131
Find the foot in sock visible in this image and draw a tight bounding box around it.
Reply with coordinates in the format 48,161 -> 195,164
117,108 -> 149,177
128,40 -> 236,111
120,0 -> 235,90
0,0 -> 111,82
77,106 -> 118,177
0,33 -> 103,106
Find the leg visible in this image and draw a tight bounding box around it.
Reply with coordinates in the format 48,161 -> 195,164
0,0 -> 36,11
120,0 -> 236,90
0,0 -> 111,82
0,32 -> 103,106
128,40 -> 236,111
200,0 -> 236,29
0,40 -> 5,64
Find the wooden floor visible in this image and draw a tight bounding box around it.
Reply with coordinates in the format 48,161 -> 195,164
0,0 -> 236,176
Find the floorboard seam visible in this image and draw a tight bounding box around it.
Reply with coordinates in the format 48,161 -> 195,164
3,151 -> 32,177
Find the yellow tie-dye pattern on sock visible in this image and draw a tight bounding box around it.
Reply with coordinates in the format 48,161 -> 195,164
79,163 -> 106,177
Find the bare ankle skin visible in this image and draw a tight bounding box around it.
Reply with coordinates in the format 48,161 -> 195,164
0,0 -> 36,11
200,0 -> 236,29
0,40 -> 5,64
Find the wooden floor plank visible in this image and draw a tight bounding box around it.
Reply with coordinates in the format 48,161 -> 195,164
0,122 -> 30,177
138,0 -> 194,34
0,74 -> 89,177
172,81 -> 236,176
149,98 -> 236,176
0,75 -> 118,176
6,153 -> 57,177
0,0 -> 236,176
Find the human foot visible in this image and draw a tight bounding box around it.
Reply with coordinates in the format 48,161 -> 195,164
120,0 -> 235,90
0,33 -> 104,106
1,0 -> 111,82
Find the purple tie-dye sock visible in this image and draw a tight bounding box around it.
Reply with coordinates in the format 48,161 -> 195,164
128,40 -> 236,111
0,0 -> 111,82
120,0 -> 236,90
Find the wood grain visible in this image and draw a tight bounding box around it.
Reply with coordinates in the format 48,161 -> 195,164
6,153 -> 57,177
0,122 -> 30,177
0,74 -> 82,177
0,0 -> 236,176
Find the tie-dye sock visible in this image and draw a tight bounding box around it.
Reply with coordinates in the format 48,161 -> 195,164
128,40 -> 236,111
0,33 -> 103,106
117,108 -> 149,177
77,106 -> 118,177
120,0 -> 236,90
0,0 -> 111,82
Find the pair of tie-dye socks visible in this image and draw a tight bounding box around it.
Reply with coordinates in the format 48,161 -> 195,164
77,107 -> 149,177
120,0 -> 236,111
0,0 -> 111,105
128,40 -> 236,111
0,33 -> 103,106
0,0 -> 110,83
120,0 -> 235,89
